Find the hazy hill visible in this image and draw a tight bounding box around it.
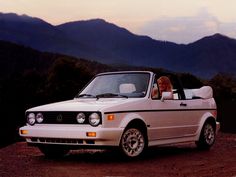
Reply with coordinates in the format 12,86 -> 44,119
57,19 -> 180,66
0,12 -> 236,78
180,34 -> 236,77
0,13 -> 66,51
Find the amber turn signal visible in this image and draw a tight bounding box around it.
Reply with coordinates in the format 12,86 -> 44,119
107,114 -> 115,121
86,132 -> 96,137
20,130 -> 28,135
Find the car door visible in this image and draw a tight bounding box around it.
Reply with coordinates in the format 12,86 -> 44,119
149,98 -> 194,140
148,74 -> 198,141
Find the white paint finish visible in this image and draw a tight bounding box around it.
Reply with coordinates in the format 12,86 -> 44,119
20,71 -> 219,149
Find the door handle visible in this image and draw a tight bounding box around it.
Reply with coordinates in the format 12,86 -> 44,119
180,102 -> 187,106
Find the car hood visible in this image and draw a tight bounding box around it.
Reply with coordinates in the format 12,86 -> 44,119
27,98 -> 145,112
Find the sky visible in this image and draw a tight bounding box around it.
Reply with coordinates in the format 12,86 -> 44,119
1,0 -> 236,44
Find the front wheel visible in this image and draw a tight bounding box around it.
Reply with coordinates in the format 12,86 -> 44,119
120,128 -> 146,158
196,121 -> 216,150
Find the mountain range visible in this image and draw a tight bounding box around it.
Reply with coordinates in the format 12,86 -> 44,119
1,12 -> 236,78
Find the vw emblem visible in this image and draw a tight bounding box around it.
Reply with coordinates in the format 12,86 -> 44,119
56,114 -> 63,122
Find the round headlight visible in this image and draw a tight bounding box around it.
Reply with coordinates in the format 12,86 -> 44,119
27,113 -> 36,125
89,113 -> 100,126
76,113 -> 86,123
36,113 -> 44,123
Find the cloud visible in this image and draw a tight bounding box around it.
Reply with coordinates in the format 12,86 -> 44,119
139,9 -> 236,44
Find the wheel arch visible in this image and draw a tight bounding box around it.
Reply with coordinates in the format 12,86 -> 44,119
119,113 -> 147,128
119,113 -> 148,145
196,112 -> 217,140
126,119 -> 148,132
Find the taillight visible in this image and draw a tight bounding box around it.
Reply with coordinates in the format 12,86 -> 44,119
213,110 -> 217,118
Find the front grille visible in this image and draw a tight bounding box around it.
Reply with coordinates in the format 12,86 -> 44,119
41,112 -> 80,124
31,137 -> 95,145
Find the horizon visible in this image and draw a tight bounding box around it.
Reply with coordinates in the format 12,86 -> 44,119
0,11 -> 234,45
0,0 -> 236,44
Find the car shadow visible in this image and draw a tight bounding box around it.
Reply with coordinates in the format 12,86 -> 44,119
36,143 -> 200,163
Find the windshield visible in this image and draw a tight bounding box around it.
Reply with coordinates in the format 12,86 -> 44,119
77,73 -> 150,98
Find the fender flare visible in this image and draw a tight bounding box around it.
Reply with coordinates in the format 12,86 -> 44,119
119,112 -> 147,128
195,112 -> 217,140
118,112 -> 148,144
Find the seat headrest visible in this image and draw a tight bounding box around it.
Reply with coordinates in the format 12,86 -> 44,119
119,83 -> 136,93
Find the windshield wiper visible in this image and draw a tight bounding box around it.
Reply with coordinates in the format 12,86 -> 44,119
96,93 -> 128,99
76,94 -> 96,98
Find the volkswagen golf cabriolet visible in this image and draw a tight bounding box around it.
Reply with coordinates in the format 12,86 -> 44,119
20,71 -> 220,158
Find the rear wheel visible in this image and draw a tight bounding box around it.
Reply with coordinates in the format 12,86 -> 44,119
120,128 -> 146,158
38,145 -> 69,158
196,121 -> 216,150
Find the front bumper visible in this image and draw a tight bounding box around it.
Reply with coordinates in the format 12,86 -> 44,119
19,124 -> 123,146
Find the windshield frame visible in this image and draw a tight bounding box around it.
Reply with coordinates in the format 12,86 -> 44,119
76,71 -> 152,99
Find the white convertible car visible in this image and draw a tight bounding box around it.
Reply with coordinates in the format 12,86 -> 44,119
19,71 -> 220,158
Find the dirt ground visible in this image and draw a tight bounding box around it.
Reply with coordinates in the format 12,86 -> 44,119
0,132 -> 236,177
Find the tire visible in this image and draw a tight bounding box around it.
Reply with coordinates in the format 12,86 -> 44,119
38,145 -> 69,158
196,121 -> 216,150
120,127 -> 146,158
